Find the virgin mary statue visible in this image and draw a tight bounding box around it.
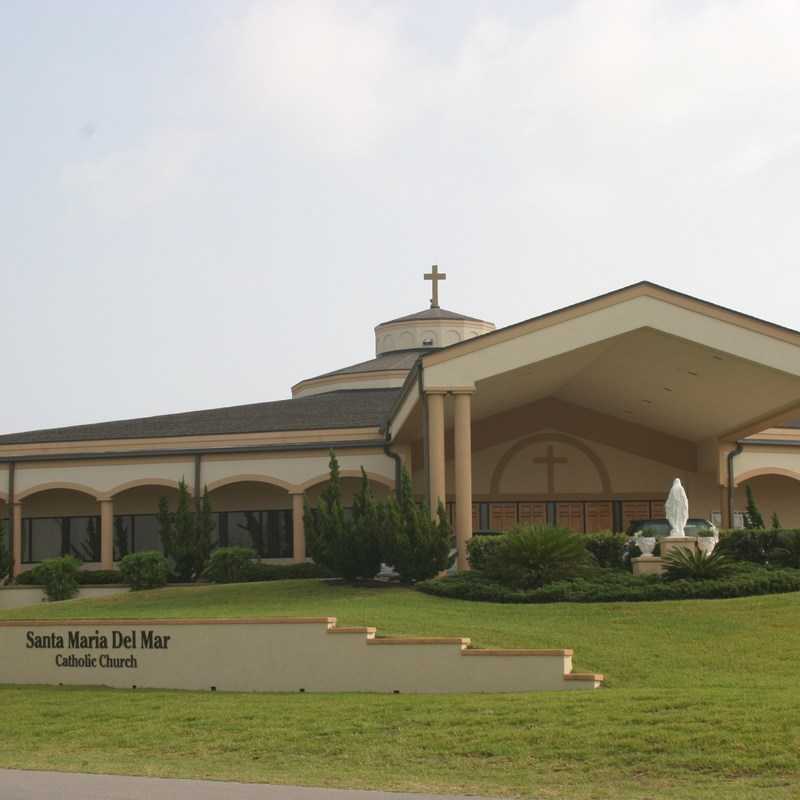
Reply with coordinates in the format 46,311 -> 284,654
665,478 -> 689,537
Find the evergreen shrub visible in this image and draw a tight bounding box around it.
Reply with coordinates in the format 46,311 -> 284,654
205,547 -> 256,583
417,565 -> 800,604
0,520 -> 11,583
717,529 -> 800,564
382,468 -> 451,583
583,531 -> 628,568
31,556 -> 81,601
157,479 -> 215,582
245,561 -> 331,581
304,454 -> 382,582
119,551 -> 170,591
77,570 -> 125,585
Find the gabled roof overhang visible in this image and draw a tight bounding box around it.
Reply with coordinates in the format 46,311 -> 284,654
388,282 -> 800,446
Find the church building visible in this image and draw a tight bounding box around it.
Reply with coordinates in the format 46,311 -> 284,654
3,271 -> 800,574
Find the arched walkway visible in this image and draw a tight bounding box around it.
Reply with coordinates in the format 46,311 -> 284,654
207,480 -> 294,559
736,473 -> 800,528
16,487 -> 101,567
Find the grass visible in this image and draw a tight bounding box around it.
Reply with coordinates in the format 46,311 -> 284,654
1,580 -> 799,798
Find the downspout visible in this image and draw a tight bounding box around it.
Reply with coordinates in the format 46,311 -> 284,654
727,442 -> 744,529
418,364 -> 429,508
383,438 -> 403,501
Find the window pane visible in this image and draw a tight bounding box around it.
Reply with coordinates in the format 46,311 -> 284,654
228,511 -> 265,555
133,515 -> 163,553
265,510 -> 292,558
114,515 -> 133,561
68,516 -> 101,562
27,519 -> 63,562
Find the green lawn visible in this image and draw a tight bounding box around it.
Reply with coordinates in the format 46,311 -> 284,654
1,580 -> 798,799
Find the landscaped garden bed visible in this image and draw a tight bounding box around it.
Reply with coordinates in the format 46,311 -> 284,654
418,564 -> 800,603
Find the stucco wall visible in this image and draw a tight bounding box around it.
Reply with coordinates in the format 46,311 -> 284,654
0,618 -> 599,694
736,474 -> 800,527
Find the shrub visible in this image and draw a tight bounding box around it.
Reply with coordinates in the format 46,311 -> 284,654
583,531 -> 628,569
77,570 -> 125,585
663,548 -> 733,581
31,556 -> 81,601
246,561 -> 332,581
382,468 -> 451,582
305,454 -> 382,582
467,534 -> 504,573
205,547 -> 257,583
158,479 -> 214,582
771,531 -> 800,569
417,564 -> 800,604
744,485 -> 765,529
718,529 -> 780,564
119,551 -> 169,590
0,520 -> 11,583
478,525 -> 591,589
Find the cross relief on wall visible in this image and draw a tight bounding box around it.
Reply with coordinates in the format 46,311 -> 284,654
532,445 -> 568,494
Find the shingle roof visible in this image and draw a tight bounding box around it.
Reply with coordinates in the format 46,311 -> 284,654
307,349 -> 424,382
379,307 -> 488,325
0,389 -> 401,446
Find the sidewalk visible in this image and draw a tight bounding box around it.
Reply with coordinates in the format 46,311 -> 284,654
0,770 -> 491,800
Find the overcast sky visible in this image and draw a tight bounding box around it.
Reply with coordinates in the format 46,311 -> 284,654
2,0 -> 800,435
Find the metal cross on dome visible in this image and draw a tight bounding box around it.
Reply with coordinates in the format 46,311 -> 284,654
424,264 -> 447,309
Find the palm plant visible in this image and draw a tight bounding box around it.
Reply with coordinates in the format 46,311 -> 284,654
481,526 -> 591,589
663,547 -> 733,581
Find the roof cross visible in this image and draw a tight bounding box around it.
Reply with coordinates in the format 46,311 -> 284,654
424,265 -> 447,309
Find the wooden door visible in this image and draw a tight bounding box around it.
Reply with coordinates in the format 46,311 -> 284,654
622,501 -> 652,532
518,502 -> 547,526
556,502 -> 584,532
489,503 -> 517,532
586,502 -> 613,533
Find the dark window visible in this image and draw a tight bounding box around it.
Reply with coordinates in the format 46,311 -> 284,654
112,514 -> 164,560
216,509 -> 293,558
22,516 -> 101,564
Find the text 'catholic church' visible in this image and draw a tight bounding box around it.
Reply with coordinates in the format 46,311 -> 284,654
4,271 -> 800,574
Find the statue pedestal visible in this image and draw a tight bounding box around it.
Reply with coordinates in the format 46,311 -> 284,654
631,557 -> 665,577
660,536 -> 698,559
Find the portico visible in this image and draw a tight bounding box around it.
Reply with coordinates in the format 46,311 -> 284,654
388,282 -> 800,569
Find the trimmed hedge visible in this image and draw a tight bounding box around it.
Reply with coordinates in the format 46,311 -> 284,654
718,528 -> 800,568
245,561 -> 331,582
417,565 -> 800,603
16,568 -> 125,586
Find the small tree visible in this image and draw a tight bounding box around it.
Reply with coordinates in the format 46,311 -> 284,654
382,467 -> 451,583
158,479 -> 214,581
0,520 -> 11,583
304,453 -> 382,582
744,485 -> 765,529
771,512 -> 782,530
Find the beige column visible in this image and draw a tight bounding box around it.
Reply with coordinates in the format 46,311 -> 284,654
12,502 -> 22,577
427,391 -> 447,516
100,499 -> 114,569
291,492 -> 306,563
453,390 -> 474,571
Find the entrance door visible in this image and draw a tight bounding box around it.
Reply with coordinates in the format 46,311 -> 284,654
556,502 -> 584,532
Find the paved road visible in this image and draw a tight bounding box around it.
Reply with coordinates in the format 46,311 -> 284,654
1,770 -> 489,800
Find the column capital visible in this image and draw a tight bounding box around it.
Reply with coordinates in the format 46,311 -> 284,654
289,489 -> 305,496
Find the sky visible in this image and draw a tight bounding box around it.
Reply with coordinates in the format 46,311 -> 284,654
2,0 -> 800,435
